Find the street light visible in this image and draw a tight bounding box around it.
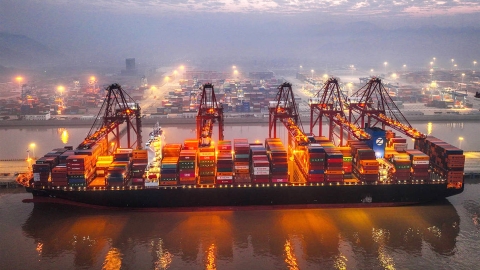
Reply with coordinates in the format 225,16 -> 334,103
451,59 -> 454,69
384,62 -> 388,75
15,76 -> 23,91
462,73 -> 465,83
458,137 -> 464,149
311,69 -> 314,80
474,61 -> 477,70
30,143 -> 36,159
57,85 -> 65,96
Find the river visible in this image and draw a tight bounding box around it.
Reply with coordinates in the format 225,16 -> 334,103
0,121 -> 479,269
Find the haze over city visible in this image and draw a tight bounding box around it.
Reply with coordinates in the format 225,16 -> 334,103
1,0 -> 480,72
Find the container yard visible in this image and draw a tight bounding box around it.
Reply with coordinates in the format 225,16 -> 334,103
18,78 -> 465,208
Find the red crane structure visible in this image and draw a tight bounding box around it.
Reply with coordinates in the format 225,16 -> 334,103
268,82 -> 309,146
196,83 -> 224,147
309,77 -> 370,146
78,83 -> 143,153
348,77 -> 426,140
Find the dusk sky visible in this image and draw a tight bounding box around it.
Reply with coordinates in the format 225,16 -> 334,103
1,0 -> 480,70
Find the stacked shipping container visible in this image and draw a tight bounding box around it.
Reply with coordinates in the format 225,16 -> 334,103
216,141 -> 234,184
198,145 -> 215,184
161,144 -> 181,185
234,139 -> 251,183
250,145 -> 270,183
265,138 -> 288,183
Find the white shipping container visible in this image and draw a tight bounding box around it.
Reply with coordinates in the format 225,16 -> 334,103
253,171 -> 270,175
392,155 -> 410,161
413,160 -> 429,165
216,175 -> 233,180
253,167 -> 270,172
235,165 -> 249,170
33,173 -> 40,182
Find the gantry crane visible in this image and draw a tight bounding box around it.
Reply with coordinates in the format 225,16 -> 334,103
78,83 -> 143,153
196,83 -> 224,147
268,82 -> 309,146
309,77 -> 370,146
348,77 -> 425,140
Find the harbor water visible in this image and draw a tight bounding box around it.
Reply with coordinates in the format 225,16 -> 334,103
0,121 -> 479,269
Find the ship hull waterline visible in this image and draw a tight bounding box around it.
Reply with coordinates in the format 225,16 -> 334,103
25,182 -> 463,210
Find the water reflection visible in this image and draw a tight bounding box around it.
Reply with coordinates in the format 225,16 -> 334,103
22,201 -> 460,269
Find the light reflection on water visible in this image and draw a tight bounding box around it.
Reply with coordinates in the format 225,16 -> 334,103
14,199 -> 462,270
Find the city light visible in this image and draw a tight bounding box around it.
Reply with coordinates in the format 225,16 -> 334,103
459,137 -> 464,149
57,85 -> 65,95
383,62 -> 388,74
30,143 -> 36,159
311,69 -> 314,80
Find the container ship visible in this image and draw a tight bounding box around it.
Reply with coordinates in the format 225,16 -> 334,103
21,79 -> 465,209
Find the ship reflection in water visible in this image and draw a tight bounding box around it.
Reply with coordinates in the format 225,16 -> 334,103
22,201 -> 460,269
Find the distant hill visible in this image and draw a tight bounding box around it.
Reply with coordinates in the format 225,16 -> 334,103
0,32 -> 63,68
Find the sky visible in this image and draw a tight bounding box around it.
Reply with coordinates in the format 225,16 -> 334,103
1,0 -> 480,70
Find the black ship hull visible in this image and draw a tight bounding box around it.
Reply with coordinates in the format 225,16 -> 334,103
26,183 -> 464,209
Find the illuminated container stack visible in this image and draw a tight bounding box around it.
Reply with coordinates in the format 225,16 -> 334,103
96,156 -> 114,176
198,145 -> 216,184
106,149 -> 132,187
216,140 -> 234,184
58,149 -> 75,165
160,144 -> 181,185
50,165 -> 67,186
337,147 -> 353,179
32,163 -> 52,187
35,147 -> 72,187
388,137 -> 408,152
265,138 -> 288,183
349,141 -> 379,182
233,139 -> 251,183
107,161 -> 130,187
66,155 -> 95,187
131,149 -> 148,186
406,149 -> 430,181
324,148 -> 344,183
178,139 -> 198,185
306,144 -> 325,183
415,136 -> 465,187
250,145 -> 270,183
34,148 -> 67,187
390,153 -> 410,182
